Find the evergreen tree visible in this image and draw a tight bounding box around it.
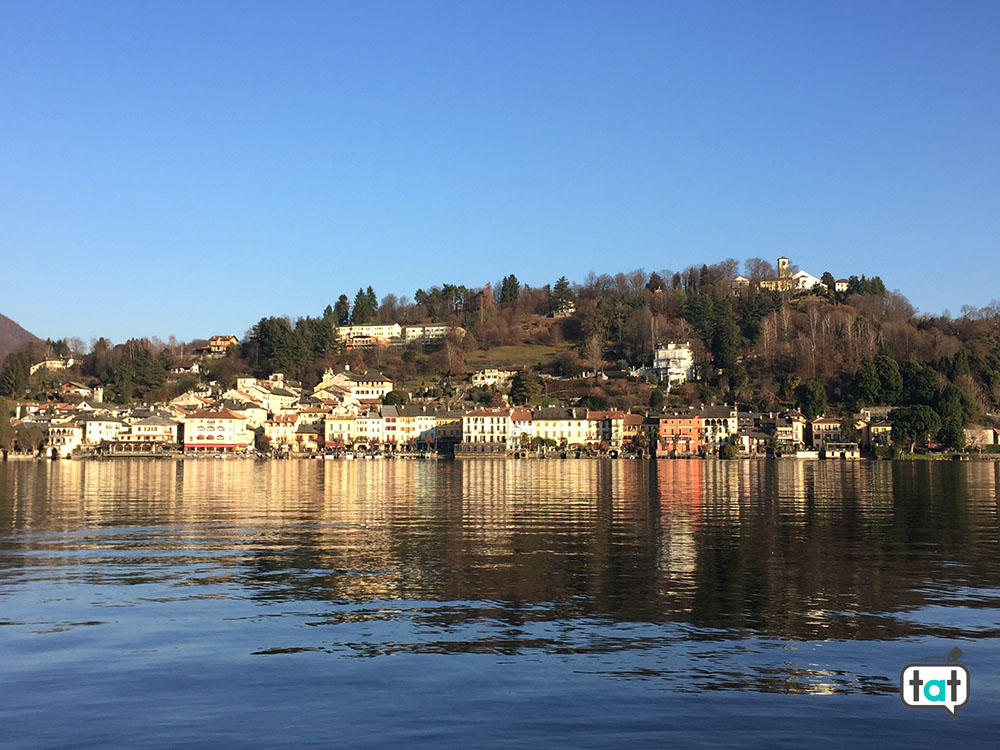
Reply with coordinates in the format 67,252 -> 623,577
0,353 -> 29,397
509,370 -> 543,405
711,297 -> 740,375
795,379 -> 828,419
938,418 -> 966,451
875,351 -> 903,404
854,359 -> 881,404
648,388 -> 665,411
937,384 -> 974,425
551,276 -> 573,312
899,361 -> 938,406
351,288 -> 375,325
890,405 -> 941,451
684,293 -> 715,346
499,275 -> 521,306
366,286 -> 378,314
334,295 -> 351,326
253,317 -> 304,377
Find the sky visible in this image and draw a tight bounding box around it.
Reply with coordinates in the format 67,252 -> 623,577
1,0 -> 998,344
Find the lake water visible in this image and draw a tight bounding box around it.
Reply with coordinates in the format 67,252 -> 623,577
1,459 -> 998,747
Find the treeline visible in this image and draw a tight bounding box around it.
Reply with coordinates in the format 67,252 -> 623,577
2,258 -> 999,437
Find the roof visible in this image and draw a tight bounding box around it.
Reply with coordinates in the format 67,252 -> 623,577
132,416 -> 179,426
78,414 -> 125,423
586,410 -> 626,420
532,407 -> 588,420
465,408 -> 512,417
699,405 -> 737,419
185,408 -> 246,420
347,372 -> 393,384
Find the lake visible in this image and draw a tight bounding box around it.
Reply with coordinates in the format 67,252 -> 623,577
1,459 -> 997,747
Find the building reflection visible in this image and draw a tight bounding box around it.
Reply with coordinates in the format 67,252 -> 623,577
1,458 -> 998,646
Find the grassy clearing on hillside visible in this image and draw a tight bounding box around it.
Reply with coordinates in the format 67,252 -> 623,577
465,345 -> 565,369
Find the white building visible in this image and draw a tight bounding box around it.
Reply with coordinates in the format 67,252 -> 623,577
183,408 -> 253,453
653,342 -> 694,386
470,369 -> 517,387
461,408 -> 513,445
403,324 -> 464,342
334,324 -> 402,342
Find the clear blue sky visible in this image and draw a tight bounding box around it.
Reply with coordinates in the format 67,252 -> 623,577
2,1 -> 998,344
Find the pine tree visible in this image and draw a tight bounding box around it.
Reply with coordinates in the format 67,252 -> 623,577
499,275 -> 521,306
0,353 -> 29,397
351,288 -> 375,325
334,295 -> 351,326
551,276 -> 573,312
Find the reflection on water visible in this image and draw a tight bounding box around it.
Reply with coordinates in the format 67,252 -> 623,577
1,459 -> 998,746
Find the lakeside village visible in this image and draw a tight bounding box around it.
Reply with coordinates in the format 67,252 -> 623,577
4,255 -> 1000,462
7,335 -> 999,462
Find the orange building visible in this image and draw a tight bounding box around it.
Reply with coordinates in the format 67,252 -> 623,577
654,411 -> 703,455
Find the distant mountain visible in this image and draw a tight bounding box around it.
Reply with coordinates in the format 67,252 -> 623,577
0,313 -> 43,361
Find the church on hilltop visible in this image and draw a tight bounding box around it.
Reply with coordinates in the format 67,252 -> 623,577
736,256 -> 824,293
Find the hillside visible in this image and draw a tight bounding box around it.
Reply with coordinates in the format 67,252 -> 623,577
0,313 -> 42,360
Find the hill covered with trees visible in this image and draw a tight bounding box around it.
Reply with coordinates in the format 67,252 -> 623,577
3,257 -> 1000,449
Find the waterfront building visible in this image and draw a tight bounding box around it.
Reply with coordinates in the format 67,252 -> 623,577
183,408 -> 253,453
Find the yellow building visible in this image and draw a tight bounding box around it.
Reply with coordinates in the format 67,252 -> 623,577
324,414 -> 357,448
532,407 -> 593,448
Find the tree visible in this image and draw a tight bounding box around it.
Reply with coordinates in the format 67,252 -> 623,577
0,397 -> 12,456
648,388 -> 665,411
351,288 -> 376,325
334,295 -> 351,326
579,391 -> 609,410
16,425 -> 45,456
382,390 -> 410,406
839,417 -> 860,443
890,405 -> 941,452
875,351 -> 903,404
551,276 -> 573,312
253,317 -> 304,377
938,418 -> 966,452
795,379 -> 828,419
499,275 -> 521,306
711,297 -> 740,377
0,352 -> 29,397
366,286 -> 378,315
509,370 -> 543,405
854,359 -> 881,404
582,335 -> 603,374
937,384 -> 974,426
820,271 -> 837,293
900,361 -> 938,406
